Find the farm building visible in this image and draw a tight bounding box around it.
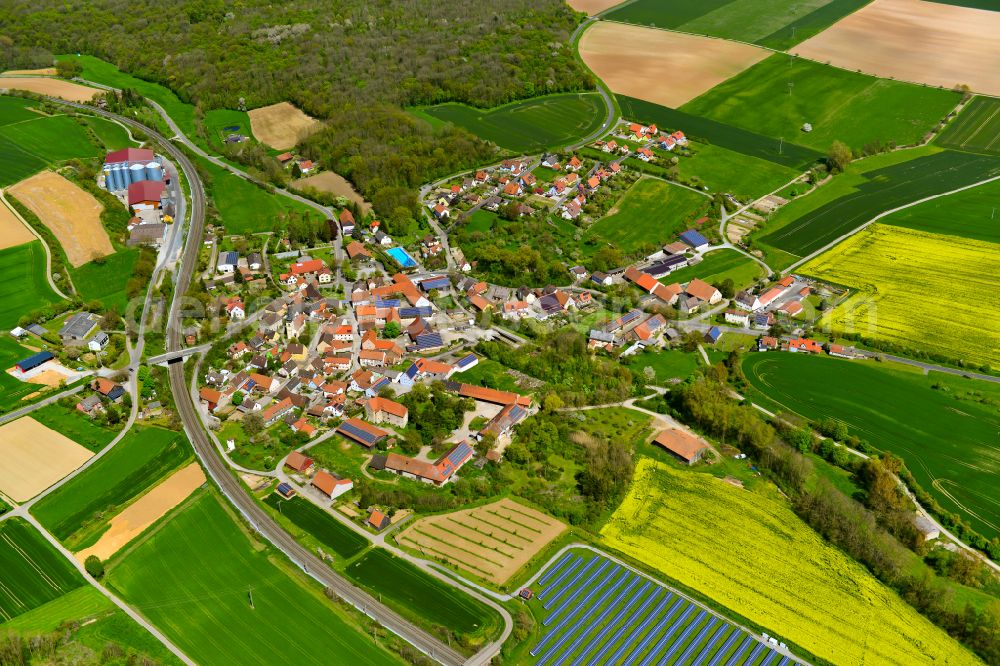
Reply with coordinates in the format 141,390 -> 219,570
479,403 -> 528,439
59,312 -> 99,342
368,508 -> 391,531
276,482 -> 296,499
14,350 -> 53,373
217,251 -> 239,273
127,223 -> 166,247
679,229 -> 709,251
336,418 -> 389,449
653,429 -> 710,465
127,180 -> 166,211
381,440 -> 475,486
312,470 -> 353,499
447,382 -> 532,407
76,394 -> 104,416
362,397 -> 408,428
284,451 -> 314,473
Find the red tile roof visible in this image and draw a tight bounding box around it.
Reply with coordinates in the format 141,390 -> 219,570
285,451 -> 313,472
653,429 -> 708,462
127,180 -> 165,205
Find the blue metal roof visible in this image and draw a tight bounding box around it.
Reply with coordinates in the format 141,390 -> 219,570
707,326 -> 722,341
680,229 -> 709,247
16,351 -> 53,371
405,363 -> 419,379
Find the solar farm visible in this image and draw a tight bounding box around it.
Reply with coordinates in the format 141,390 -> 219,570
526,549 -> 797,666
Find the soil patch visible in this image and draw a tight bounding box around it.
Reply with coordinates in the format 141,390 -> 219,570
0,77 -> 100,102
0,198 -> 35,250
8,170 -> 113,267
579,22 -> 769,108
566,0 -> 626,15
0,416 -> 94,502
293,171 -> 371,214
793,0 -> 1000,96
76,463 -> 206,563
2,68 -> 58,76
248,102 -> 322,151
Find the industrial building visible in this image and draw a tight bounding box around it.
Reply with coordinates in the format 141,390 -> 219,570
102,148 -> 163,195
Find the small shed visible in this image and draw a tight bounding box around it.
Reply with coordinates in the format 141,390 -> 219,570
653,429 -> 710,465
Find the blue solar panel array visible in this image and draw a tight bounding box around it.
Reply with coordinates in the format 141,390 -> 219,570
529,551 -> 794,666
415,332 -> 444,349
444,441 -> 473,467
421,277 -> 451,291
399,306 -> 434,319
338,421 -> 383,446
375,298 -> 402,308
456,353 -> 478,369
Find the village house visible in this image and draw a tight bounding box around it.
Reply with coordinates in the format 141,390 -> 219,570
363,396 -> 409,428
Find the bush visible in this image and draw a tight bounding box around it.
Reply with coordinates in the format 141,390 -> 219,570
84,555 -> 104,578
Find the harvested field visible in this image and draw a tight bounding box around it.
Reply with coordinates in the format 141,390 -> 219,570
566,0 -> 624,15
0,199 -> 34,249
76,463 -> 205,563
7,170 -> 113,267
2,68 -> 58,76
293,171 -> 371,214
248,102 -> 321,150
793,0 -> 1000,96
0,76 -> 100,102
398,498 -> 565,586
0,416 -> 93,502
578,23 -> 768,109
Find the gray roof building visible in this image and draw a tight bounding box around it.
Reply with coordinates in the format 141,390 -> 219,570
60,312 -> 99,341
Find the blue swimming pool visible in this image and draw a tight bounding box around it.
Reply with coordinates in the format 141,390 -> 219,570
386,246 -> 417,268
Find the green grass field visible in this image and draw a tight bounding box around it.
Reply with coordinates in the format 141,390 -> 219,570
755,147 -> 1000,263
345,549 -> 499,641
107,490 -> 402,666
82,115 -> 138,150
415,93 -> 606,152
0,240 -> 61,329
264,494 -> 368,560
32,426 -> 190,545
667,143 -> 800,201
464,209 -> 497,234
452,358 -> 536,393
880,177 -> 1000,244
0,519 -> 84,622
0,337 -> 47,412
936,96 -> 1000,156
681,55 -> 960,153
29,402 -> 120,453
624,349 -> 702,384
604,0 -> 868,48
0,95 -> 45,125
0,104 -> 103,186
0,585 -> 183,665
742,353 -> 1000,540
583,178 -> 708,256
203,108 -> 252,152
70,247 -> 141,311
618,96 -> 820,170
663,248 -> 764,291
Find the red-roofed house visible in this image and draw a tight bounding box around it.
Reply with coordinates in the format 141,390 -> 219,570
313,470 -> 353,499
128,180 -> 165,210
788,338 -> 822,354
363,396 -> 408,427
285,451 -> 314,473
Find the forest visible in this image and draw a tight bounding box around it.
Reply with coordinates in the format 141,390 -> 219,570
0,0 -> 592,218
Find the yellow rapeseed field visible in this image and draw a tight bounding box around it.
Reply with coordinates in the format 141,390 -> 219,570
800,224 -> 999,368
601,459 -> 980,666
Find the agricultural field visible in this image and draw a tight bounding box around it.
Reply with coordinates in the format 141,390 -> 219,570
345,548 -> 501,644
415,93 -> 606,152
526,548 -> 789,666
880,176 -> 1000,243
799,224 -> 999,368
619,96 -> 820,170
663,248 -> 765,292
264,493 -> 368,560
71,246 -> 141,311
741,352 -> 1000,539
603,0 -> 870,48
582,178 -> 708,256
0,416 -> 93,503
681,54 -> 960,153
793,0 -> 1000,97
579,23 -> 769,109
0,76 -> 100,102
107,490 -> 403,666
755,148 -> 1000,262
936,96 -> 1000,156
0,97 -> 103,186
659,142 -> 801,201
32,426 -> 190,545
293,170 -> 370,213
397,498 -> 566,586
29,402 -> 119,452
0,518 -> 84,622
0,337 -> 53,412
247,101 -> 321,151
601,459 -> 979,666
82,115 -> 139,151
0,240 -> 61,329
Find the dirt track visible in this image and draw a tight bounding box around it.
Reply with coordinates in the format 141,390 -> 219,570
0,199 -> 35,250
248,102 -> 321,151
7,170 -> 113,267
793,0 -> 1000,96
0,417 -> 93,502
76,463 -> 206,563
579,22 -> 768,108
0,76 -> 100,102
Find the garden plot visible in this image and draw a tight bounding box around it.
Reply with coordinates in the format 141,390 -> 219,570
398,497 -> 565,586
0,416 -> 93,502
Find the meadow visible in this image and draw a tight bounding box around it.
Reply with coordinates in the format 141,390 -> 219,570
624,349 -> 701,384
82,115 -> 138,151
0,240 -> 61,329
527,548 -> 787,666
662,248 -> 764,291
880,176 -> 1000,243
203,108 -> 253,152
936,96 -> 1000,156
107,491 -> 402,666
0,336 -> 47,412
601,459 -> 979,666
416,93 -> 606,152
32,426 -> 190,545
70,246 -> 141,312
662,142 -> 800,201
583,178 -> 708,255
604,0 -> 868,48
0,98 -> 103,186
30,402 -> 120,452
345,548 -> 500,642
756,148 -> 1000,262
741,352 -> 1000,540
263,494 -> 368,560
799,224 -> 999,368
618,95 -> 820,170
681,54 -> 960,153
0,518 -> 83,622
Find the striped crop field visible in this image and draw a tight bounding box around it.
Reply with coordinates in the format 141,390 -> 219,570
936,96 -> 1000,156
524,548 -> 797,666
0,518 -> 84,622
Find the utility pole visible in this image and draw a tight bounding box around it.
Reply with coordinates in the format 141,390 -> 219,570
779,137 -> 784,155
248,585 -> 255,609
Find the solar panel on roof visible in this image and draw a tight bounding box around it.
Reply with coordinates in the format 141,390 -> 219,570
277,482 -> 292,493
339,422 -> 381,445
375,298 -> 401,307
445,442 -> 473,467
620,310 -> 640,324
416,333 -> 444,349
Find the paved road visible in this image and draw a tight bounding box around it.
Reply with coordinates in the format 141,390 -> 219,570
0,384 -> 84,426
